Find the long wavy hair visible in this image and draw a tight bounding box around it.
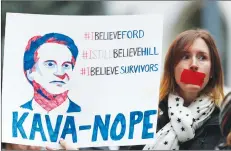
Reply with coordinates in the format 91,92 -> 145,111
159,29 -> 224,106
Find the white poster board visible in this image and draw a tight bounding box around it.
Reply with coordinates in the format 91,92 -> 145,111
2,13 -> 163,149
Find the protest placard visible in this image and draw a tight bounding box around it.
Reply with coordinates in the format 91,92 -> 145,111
2,13 -> 163,148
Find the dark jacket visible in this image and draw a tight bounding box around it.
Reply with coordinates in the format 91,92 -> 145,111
123,96 -> 225,150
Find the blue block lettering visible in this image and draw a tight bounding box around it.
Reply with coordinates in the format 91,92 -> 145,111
29,113 -> 47,141
142,110 -> 157,139
129,111 -> 143,139
92,114 -> 111,142
12,112 -> 28,139
45,115 -> 63,142
61,116 -> 77,143
110,113 -> 126,141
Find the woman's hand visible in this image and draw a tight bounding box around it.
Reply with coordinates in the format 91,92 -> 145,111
46,139 -> 79,150
5,143 -> 41,150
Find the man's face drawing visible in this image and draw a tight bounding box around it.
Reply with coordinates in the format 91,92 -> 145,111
27,43 -> 74,94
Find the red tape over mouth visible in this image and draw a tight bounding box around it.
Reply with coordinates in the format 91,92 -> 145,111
180,69 -> 206,87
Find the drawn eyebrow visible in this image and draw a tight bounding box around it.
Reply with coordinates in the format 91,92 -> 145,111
44,60 -> 57,64
62,61 -> 73,66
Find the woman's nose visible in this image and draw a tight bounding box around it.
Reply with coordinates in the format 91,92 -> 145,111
190,58 -> 199,71
190,65 -> 198,71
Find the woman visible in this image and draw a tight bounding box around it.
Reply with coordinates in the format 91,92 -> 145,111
216,92 -> 231,150
129,29 -> 225,150
4,29 -> 225,150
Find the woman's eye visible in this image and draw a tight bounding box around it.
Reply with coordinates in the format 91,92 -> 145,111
182,55 -> 189,60
198,55 -> 206,60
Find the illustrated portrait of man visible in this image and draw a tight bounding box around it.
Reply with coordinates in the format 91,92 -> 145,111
20,33 -> 81,113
